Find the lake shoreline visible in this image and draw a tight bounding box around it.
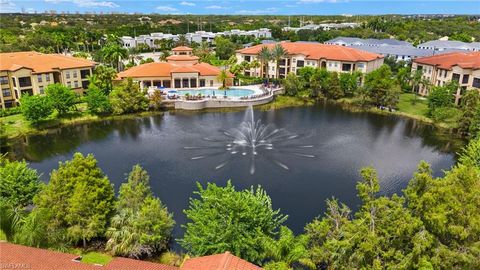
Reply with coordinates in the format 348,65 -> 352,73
0,94 -> 463,142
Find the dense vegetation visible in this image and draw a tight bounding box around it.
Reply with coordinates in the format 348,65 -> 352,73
1,14 -> 479,53
1,135 -> 479,268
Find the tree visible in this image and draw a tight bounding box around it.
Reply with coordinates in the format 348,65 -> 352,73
339,71 -> 361,97
258,46 -> 272,81
427,82 -> 457,115
85,84 -> 111,115
34,153 -> 115,248
364,65 -> 401,108
101,43 -> 128,71
180,181 -> 287,263
271,44 -> 287,80
283,72 -> 304,97
149,90 -> 163,111
217,69 -> 229,89
90,65 -> 117,94
214,36 -> 236,60
106,165 -> 174,258
20,94 -> 53,123
45,83 -> 77,115
458,90 -> 480,137
0,156 -> 41,208
109,78 -> 149,115
262,226 -> 315,269
324,72 -> 343,99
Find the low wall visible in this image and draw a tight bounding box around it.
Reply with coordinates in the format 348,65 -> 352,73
174,95 -> 274,110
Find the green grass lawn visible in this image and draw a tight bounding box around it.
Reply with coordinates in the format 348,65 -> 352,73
397,93 -> 429,117
80,252 -> 113,265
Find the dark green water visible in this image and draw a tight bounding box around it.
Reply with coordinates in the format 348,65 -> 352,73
2,103 -> 463,240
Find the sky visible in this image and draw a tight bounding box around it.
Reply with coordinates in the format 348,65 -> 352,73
1,0 -> 479,15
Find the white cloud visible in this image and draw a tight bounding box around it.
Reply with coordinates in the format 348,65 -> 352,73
205,5 -> 223,9
0,0 -> 17,13
44,0 -> 119,8
235,7 -> 277,15
156,6 -> 178,12
180,1 -> 195,6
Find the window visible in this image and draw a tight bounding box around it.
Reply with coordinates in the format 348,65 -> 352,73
244,56 -> 251,62
296,60 -> 304,67
0,76 -> 8,84
45,74 -> 51,81
39,86 -> 44,94
357,63 -> 365,68
73,71 -> 78,78
18,77 -> 32,87
473,77 -> 480,88
67,82 -> 71,87
452,73 -> 460,82
37,74 -> 42,83
80,69 -> 90,79
74,81 -> 79,88
328,62 -> 332,67
342,63 -> 352,72
2,89 -> 11,97
462,74 -> 469,84
65,71 -> 70,79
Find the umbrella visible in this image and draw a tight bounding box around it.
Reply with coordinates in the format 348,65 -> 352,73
213,90 -> 215,96
224,90 -> 227,96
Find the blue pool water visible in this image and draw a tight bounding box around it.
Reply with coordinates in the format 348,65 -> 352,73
177,88 -> 255,97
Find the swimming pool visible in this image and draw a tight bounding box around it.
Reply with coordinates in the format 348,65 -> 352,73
177,88 -> 255,97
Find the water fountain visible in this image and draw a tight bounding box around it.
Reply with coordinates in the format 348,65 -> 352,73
184,106 -> 315,174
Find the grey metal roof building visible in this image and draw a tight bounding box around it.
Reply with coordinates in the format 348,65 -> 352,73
347,45 -> 434,61
417,40 -> 480,52
325,37 -> 412,47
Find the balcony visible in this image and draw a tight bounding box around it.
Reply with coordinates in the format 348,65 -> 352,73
18,77 -> 32,88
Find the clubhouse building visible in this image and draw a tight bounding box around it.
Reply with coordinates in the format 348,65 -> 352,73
235,41 -> 384,79
0,52 -> 95,109
117,46 -> 233,89
412,51 -> 480,104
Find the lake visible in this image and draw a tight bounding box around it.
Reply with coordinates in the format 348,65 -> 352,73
2,103 -> 462,243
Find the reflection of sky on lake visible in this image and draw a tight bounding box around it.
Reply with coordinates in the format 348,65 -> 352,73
4,104 -> 461,247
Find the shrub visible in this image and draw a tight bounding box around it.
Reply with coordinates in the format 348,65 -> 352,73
45,83 -> 77,114
109,78 -> 148,115
85,84 -> 111,115
0,107 -> 22,117
20,95 -> 54,123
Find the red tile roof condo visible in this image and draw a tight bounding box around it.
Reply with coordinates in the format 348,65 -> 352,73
0,242 -> 263,270
413,51 -> 480,70
0,51 -> 96,73
237,41 -> 383,62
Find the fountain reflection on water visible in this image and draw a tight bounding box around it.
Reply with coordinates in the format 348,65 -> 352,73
184,106 -> 316,174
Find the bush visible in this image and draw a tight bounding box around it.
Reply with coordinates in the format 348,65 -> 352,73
85,84 -> 111,115
20,95 -> 54,123
0,107 -> 22,117
430,107 -> 461,122
45,83 -> 77,114
109,78 -> 149,115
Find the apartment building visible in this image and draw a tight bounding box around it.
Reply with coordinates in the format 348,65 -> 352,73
235,41 -> 384,79
120,28 -> 272,49
325,37 -> 412,47
412,51 -> 480,104
0,51 -> 96,108
117,46 -> 233,89
283,22 -> 360,33
416,40 -> 480,52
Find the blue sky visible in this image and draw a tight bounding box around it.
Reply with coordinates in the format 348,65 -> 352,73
1,0 -> 479,15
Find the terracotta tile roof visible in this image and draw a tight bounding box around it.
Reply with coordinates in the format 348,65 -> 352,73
117,62 -> 232,78
0,51 -> 96,74
181,252 -> 263,270
236,42 -> 382,62
166,55 -> 200,61
413,51 -> 480,70
172,46 -> 193,51
0,242 -> 178,270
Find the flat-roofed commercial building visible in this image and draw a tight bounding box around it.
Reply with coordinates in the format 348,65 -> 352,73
412,51 -> 480,104
0,51 -> 96,108
235,41 -> 384,79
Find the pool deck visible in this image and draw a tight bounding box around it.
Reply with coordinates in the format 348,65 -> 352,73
161,85 -> 284,110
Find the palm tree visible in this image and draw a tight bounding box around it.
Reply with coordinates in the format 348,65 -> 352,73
101,44 -> 128,71
271,44 -> 287,81
217,69 -> 229,89
411,69 -> 423,94
160,50 -> 171,62
249,60 -> 261,77
258,46 -> 272,82
262,226 -> 315,269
